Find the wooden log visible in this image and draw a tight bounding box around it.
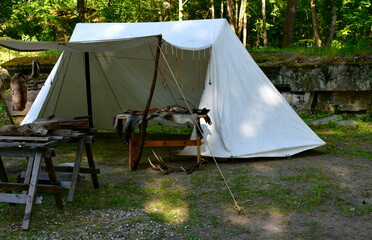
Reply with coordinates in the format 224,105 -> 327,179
0,123 -> 48,137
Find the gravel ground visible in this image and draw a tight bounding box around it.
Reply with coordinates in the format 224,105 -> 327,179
25,208 -> 185,240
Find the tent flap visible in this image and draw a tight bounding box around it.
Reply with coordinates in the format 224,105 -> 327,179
0,35 -> 161,52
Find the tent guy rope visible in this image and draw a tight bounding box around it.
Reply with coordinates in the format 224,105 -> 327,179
158,45 -> 244,214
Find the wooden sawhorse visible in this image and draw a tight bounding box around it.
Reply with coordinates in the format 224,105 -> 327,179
0,146 -> 63,230
0,133 -> 100,230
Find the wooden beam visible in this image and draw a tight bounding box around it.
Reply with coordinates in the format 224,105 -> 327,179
41,166 -> 100,174
132,140 -> 203,147
22,152 -> 42,230
0,136 -> 50,141
67,137 -> 85,202
0,193 -> 42,204
85,138 -> 99,189
0,182 -> 64,194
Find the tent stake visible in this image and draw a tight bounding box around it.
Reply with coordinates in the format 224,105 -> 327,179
132,36 -> 163,170
84,52 -> 94,129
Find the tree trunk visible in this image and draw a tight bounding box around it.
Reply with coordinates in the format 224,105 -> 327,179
77,0 -> 85,22
325,3 -> 338,47
237,0 -> 247,38
310,0 -> 322,47
221,1 -> 224,18
243,10 -> 247,47
210,0 -> 215,19
262,0 -> 268,47
226,0 -> 236,32
179,0 -> 183,21
282,0 -> 297,48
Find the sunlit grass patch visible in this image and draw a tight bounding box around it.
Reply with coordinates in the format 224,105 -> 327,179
314,121 -> 372,158
143,177 -> 191,224
145,200 -> 189,224
228,165 -> 336,214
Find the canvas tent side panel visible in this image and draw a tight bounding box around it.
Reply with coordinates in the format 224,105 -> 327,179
181,21 -> 325,157
37,52 -> 87,119
33,44 -> 160,129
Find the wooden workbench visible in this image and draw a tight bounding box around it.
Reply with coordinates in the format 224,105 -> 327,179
0,133 -> 100,230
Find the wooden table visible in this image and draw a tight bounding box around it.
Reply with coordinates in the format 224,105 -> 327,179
0,133 -> 100,230
115,114 -> 206,170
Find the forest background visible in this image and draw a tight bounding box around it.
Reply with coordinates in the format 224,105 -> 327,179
0,0 -> 370,53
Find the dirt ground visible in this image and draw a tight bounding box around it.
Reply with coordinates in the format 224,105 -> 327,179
101,151 -> 372,240
0,141 -> 371,239
193,153 -> 372,240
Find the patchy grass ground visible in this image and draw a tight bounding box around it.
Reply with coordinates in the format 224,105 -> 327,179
0,121 -> 371,239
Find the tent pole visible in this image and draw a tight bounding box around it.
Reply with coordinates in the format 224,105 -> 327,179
84,52 -> 94,129
132,35 -> 163,170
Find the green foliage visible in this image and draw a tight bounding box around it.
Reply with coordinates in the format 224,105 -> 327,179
0,100 -> 10,127
0,0 -> 370,50
1,0 -> 77,41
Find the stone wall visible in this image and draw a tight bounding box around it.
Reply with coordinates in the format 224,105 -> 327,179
260,63 -> 372,113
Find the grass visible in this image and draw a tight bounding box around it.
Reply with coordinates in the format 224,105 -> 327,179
0,100 -> 11,127
249,39 -> 372,58
0,116 -> 371,238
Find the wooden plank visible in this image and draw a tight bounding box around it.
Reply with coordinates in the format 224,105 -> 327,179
132,140 -> 203,147
41,166 -> 100,174
0,141 -> 56,148
0,182 -> 64,193
22,152 -> 42,230
67,137 -> 85,202
0,147 -> 38,157
0,193 -> 42,204
0,136 -> 50,142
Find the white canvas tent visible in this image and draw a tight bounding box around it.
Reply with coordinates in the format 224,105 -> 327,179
1,19 -> 325,158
